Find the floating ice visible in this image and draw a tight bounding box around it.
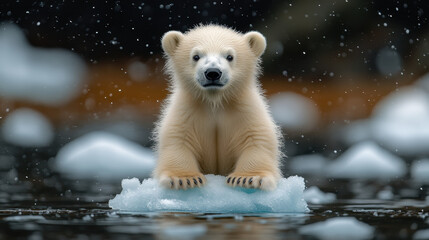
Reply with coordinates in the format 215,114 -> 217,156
109,175 -> 309,213
371,87 -> 429,156
54,131 -> 155,180
304,186 -> 336,204
269,92 -> 319,132
289,154 -> 327,175
1,108 -> 54,147
411,159 -> 429,182
327,141 -> 406,179
0,23 -> 86,105
414,229 -> 429,240
299,217 -> 374,240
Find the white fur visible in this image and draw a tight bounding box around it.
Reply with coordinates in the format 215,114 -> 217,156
154,25 -> 282,191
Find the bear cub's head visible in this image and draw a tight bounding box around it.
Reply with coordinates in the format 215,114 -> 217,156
161,25 -> 266,101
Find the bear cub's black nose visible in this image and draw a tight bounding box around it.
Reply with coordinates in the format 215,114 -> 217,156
204,68 -> 222,81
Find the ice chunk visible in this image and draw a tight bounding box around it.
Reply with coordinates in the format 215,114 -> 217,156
109,175 -> 309,213
269,92 -> 319,132
54,131 -> 155,180
0,23 -> 86,105
299,217 -> 374,240
411,159 -> 429,182
1,108 -> 54,147
327,141 -> 406,179
304,186 -> 336,204
414,229 -> 429,240
289,154 -> 327,175
371,87 -> 429,156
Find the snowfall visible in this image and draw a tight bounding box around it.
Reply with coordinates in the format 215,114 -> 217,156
1,23 -> 429,240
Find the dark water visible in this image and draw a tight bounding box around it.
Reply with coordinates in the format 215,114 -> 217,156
1,168 -> 429,240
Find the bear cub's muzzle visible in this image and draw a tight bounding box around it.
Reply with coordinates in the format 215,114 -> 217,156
203,68 -> 224,88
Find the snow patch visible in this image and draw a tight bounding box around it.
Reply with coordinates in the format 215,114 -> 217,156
269,92 -> 319,132
304,186 -> 336,204
109,175 -> 309,213
0,23 -> 86,105
54,131 -> 155,180
327,141 -> 406,179
1,108 -> 54,147
299,217 -> 374,240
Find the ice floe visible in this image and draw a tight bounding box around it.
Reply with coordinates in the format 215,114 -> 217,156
54,131 -> 155,180
0,23 -> 86,105
109,174 -> 309,213
304,186 -> 336,204
327,141 -> 406,179
1,108 -> 54,147
299,217 -> 374,240
371,87 -> 429,156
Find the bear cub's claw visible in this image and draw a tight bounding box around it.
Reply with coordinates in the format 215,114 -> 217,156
226,173 -> 277,191
160,174 -> 206,190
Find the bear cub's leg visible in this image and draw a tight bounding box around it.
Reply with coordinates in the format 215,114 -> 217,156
155,148 -> 207,190
226,148 -> 281,191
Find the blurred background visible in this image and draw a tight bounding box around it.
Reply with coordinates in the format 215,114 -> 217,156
0,0 -> 429,199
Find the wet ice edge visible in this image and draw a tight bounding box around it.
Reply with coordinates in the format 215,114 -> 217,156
109,175 -> 309,213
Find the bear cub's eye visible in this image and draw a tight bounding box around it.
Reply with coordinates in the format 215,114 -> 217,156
226,55 -> 234,61
193,55 -> 200,61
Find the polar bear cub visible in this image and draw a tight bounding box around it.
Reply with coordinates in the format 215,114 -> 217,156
154,25 -> 282,191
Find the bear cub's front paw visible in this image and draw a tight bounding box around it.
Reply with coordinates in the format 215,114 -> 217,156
226,173 -> 277,191
159,173 -> 206,190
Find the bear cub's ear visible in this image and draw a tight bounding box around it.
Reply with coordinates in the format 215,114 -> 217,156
244,31 -> 267,57
161,31 -> 184,56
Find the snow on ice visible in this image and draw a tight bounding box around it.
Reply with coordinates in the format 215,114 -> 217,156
299,217 -> 374,240
411,159 -> 429,182
303,186 -> 336,204
1,108 -> 54,147
109,175 -> 309,213
0,23 -> 87,105
371,87 -> 429,156
54,131 -> 155,180
327,141 -> 406,179
269,92 -> 319,132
